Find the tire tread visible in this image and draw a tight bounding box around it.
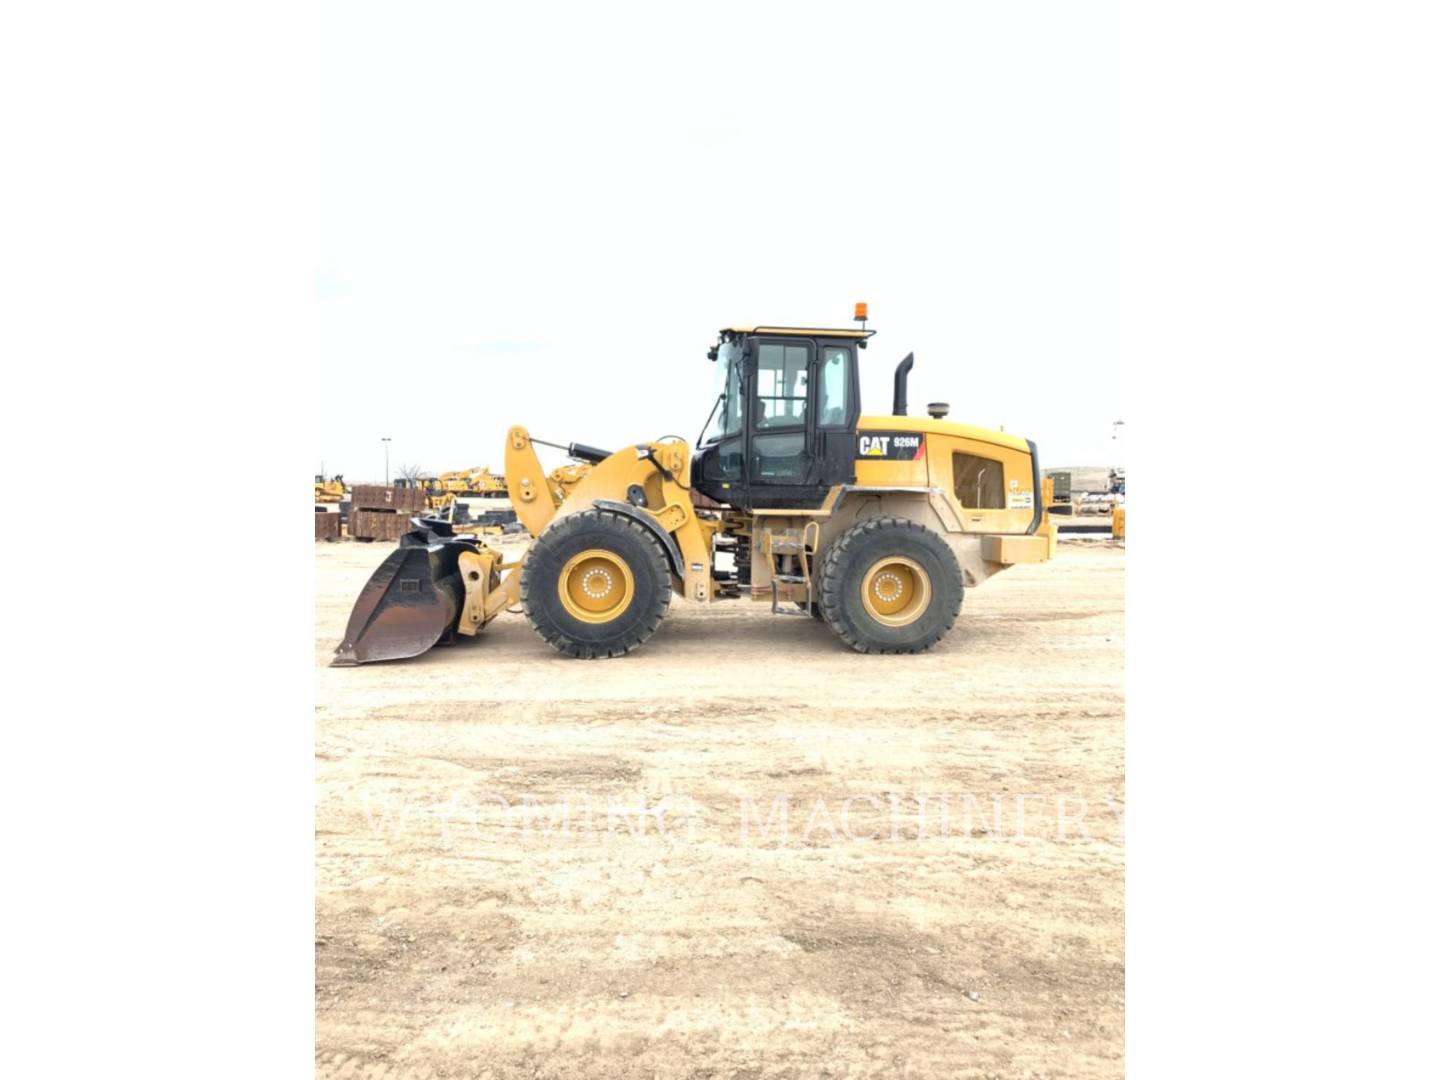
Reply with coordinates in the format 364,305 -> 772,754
816,516 -> 963,654
520,509 -> 671,658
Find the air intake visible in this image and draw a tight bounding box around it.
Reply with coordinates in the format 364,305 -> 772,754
927,402 -> 950,419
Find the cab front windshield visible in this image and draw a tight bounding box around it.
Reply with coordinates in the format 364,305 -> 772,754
700,338 -> 744,444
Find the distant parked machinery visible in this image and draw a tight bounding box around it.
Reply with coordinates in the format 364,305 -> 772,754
429,466 -> 509,503
1046,470 -> 1073,516
412,466 -> 519,530
315,473 -> 346,506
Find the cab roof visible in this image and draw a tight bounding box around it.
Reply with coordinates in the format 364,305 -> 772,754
722,325 -> 877,340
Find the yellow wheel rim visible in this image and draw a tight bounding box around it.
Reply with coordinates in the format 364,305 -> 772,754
558,548 -> 635,623
860,556 -> 932,627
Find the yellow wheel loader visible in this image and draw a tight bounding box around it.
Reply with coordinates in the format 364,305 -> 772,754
333,310 -> 1055,664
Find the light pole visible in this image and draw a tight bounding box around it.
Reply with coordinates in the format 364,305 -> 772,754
382,437 -> 391,485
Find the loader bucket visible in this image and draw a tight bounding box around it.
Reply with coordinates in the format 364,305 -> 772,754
331,523 -> 476,666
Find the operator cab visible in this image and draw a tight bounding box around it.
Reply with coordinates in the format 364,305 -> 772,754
692,324 -> 874,510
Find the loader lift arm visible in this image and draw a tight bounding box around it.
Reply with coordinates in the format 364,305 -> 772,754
505,425 -> 716,602
504,426 -> 560,536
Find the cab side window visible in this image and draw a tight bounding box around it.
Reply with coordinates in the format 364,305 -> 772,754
953,452 -> 1005,509
818,346 -> 850,426
756,343 -> 808,428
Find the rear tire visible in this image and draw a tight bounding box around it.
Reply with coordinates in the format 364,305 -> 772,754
521,509 -> 671,658
817,517 -> 963,654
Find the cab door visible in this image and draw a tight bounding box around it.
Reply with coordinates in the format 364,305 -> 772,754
813,342 -> 859,488
746,337 -> 816,490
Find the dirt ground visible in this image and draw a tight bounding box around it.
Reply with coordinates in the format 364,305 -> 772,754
315,539 -> 1125,1079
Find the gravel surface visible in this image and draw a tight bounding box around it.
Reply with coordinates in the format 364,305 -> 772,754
315,539 -> 1125,1079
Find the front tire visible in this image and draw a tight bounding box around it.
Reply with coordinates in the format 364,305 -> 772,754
521,509 -> 672,658
817,517 -> 963,654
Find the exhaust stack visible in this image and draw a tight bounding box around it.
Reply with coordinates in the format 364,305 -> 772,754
892,353 -> 915,416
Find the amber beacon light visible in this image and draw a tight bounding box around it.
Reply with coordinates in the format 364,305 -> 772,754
853,302 -> 869,322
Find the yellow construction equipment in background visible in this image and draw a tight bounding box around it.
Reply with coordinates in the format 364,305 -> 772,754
390,466 -> 521,532
314,474 -> 346,505
429,466 -> 508,505
334,308 -> 1055,663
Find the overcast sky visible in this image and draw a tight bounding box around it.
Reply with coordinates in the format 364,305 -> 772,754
314,1 -> 1126,483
